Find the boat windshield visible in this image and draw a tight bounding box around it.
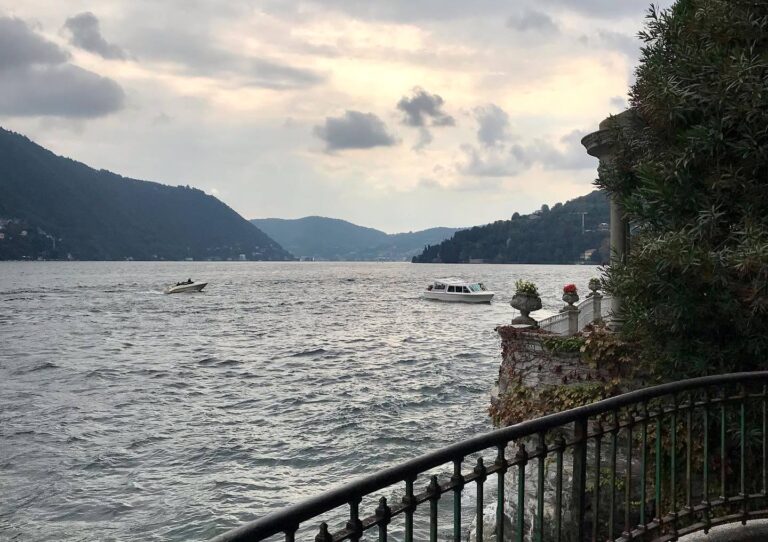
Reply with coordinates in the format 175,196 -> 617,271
468,283 -> 483,292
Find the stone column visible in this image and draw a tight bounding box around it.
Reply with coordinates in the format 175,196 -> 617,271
581,111 -> 636,329
591,291 -> 602,324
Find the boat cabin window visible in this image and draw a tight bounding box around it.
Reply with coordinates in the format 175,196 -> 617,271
434,283 -> 445,290
462,286 -> 470,293
447,286 -> 455,292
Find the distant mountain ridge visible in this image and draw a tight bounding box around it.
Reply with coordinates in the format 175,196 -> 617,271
412,190 -> 610,264
250,216 -> 461,261
0,127 -> 292,261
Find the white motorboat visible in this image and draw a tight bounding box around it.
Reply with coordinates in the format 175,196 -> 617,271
165,281 -> 207,294
423,278 -> 494,303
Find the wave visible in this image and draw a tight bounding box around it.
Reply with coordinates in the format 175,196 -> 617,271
289,348 -> 326,357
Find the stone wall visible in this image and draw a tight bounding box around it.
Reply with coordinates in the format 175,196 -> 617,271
494,325 -> 610,399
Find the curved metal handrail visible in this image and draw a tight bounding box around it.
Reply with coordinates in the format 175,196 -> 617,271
211,371 -> 768,542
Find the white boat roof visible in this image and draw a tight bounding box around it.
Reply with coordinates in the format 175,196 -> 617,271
433,277 -> 481,285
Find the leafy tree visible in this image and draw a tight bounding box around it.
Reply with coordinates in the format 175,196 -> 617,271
598,0 -> 768,378
413,191 -> 609,264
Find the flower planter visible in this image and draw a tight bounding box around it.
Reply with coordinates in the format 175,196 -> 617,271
561,291 -> 579,312
510,292 -> 542,326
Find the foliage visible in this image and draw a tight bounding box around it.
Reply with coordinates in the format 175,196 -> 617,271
588,277 -> 601,291
412,190 -> 610,264
597,0 -> 768,378
514,279 -> 540,296
0,128 -> 294,261
580,324 -> 649,380
540,335 -> 585,355
563,283 -> 577,294
490,381 -> 617,426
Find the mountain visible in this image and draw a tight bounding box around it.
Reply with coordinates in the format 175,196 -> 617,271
250,216 -> 461,261
412,190 -> 610,264
0,128 -> 292,261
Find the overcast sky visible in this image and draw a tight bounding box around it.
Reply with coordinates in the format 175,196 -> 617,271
0,0 -> 671,233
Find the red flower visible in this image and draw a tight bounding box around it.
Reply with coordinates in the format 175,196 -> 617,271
563,283 -> 577,294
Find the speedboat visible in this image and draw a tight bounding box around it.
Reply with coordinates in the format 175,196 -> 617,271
165,281 -> 207,294
423,278 -> 494,303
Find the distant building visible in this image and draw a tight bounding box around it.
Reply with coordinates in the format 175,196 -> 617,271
582,249 -> 597,261
238,253 -> 247,261
469,258 -> 485,264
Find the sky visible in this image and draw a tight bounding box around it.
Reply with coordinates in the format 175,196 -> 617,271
0,0 -> 672,233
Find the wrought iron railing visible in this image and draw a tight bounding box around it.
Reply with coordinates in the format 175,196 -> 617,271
210,372 -> 768,542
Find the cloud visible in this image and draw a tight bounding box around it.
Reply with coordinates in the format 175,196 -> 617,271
458,129 -> 594,177
397,87 -> 454,128
276,0 -> 664,23
152,112 -> 172,125
597,30 -> 640,58
0,17 -> 69,70
535,129 -> 595,170
414,127 -> 433,151
506,9 -> 558,33
244,58 -> 324,90
474,104 -> 511,147
397,87 -> 454,149
0,65 -> 125,118
64,12 -> 127,60
580,30 -> 640,59
419,176 -> 502,192
610,95 -> 627,109
458,143 -> 531,177
313,110 -> 397,151
126,27 -> 324,90
0,17 -> 124,118
540,0 -> 657,18
270,0 -> 510,23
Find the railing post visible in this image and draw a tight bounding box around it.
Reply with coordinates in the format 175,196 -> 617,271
591,292 -> 602,325
572,417 -> 588,542
566,306 -> 579,336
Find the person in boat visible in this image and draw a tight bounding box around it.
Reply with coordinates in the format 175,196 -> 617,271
186,278 -> 193,284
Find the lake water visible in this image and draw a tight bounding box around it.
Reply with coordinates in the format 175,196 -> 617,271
0,262 -> 599,541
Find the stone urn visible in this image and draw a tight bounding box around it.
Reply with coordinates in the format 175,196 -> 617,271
587,278 -> 601,298
510,292 -> 542,326
561,290 -> 579,312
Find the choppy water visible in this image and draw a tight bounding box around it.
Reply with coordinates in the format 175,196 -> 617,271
0,262 -> 599,541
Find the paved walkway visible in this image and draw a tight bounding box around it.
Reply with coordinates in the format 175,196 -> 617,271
679,520 -> 768,541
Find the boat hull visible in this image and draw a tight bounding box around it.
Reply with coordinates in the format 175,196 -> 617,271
165,282 -> 207,294
423,291 -> 494,304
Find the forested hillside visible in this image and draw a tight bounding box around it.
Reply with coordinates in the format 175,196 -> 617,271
412,190 -> 610,264
0,128 -> 292,261
251,216 -> 460,260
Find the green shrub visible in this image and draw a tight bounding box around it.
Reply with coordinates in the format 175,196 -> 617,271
598,0 -> 768,379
